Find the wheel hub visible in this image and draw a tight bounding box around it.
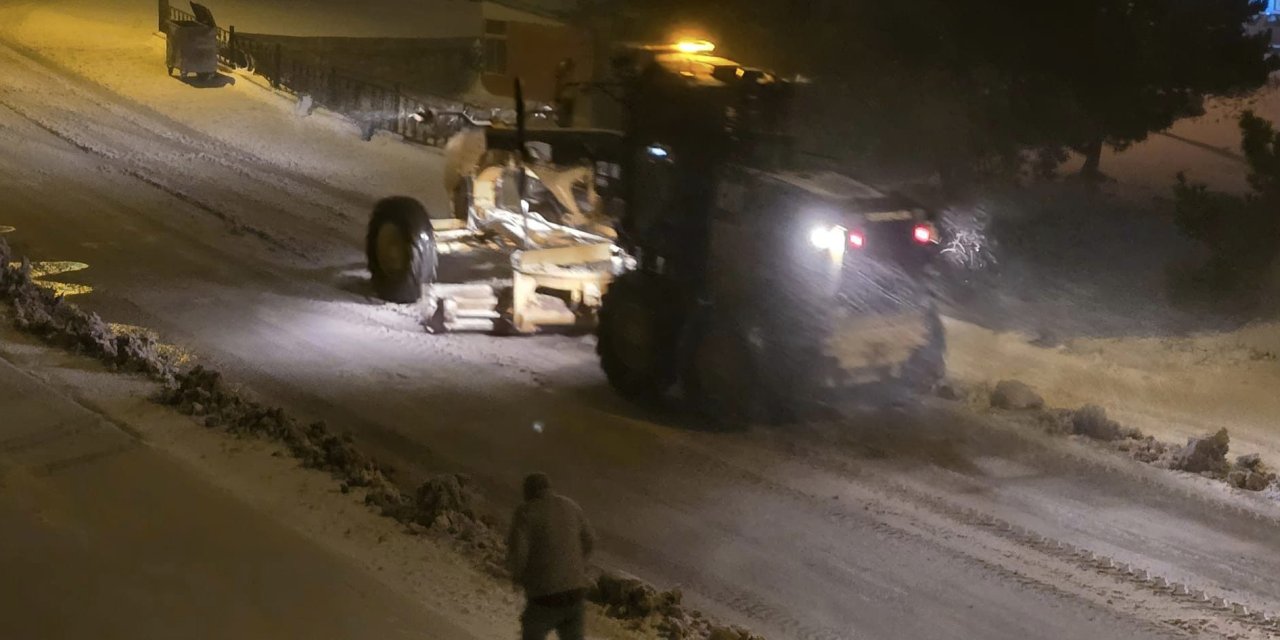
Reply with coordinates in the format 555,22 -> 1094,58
375,223 -> 409,275
693,327 -> 754,413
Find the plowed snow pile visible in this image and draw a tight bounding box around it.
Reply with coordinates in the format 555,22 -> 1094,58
986,376 -> 1276,493
950,316 -> 1280,481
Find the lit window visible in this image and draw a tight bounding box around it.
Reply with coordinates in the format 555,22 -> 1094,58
483,20 -> 508,74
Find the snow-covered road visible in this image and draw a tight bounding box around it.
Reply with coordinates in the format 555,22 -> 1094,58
2,19 -> 1280,640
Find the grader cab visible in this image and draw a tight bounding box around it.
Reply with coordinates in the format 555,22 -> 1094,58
588,43 -> 947,420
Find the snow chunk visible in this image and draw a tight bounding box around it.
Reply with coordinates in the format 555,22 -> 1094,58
1071,404 -> 1130,441
1227,453 -> 1276,491
1173,428 -> 1231,475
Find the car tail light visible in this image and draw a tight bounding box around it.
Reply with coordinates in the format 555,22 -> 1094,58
848,230 -> 865,248
912,224 -> 934,244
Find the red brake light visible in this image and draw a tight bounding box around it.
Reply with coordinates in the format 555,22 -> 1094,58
848,230 -> 865,248
913,224 -> 933,244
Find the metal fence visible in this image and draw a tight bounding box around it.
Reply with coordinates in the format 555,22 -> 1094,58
159,0 -> 470,146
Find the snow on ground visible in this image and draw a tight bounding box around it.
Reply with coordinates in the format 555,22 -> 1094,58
4,0 -> 1279,489
203,0 -> 482,39
5,1 -> 1280,637
0,0 -> 448,216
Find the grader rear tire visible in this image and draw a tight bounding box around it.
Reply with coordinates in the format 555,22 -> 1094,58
681,317 -> 764,428
366,197 -> 437,303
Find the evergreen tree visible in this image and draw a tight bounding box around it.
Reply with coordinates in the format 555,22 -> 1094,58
603,0 -> 1276,187
1055,0 -> 1277,177
1173,112 -> 1280,295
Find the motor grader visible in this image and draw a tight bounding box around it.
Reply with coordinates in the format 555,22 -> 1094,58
365,41 -> 944,419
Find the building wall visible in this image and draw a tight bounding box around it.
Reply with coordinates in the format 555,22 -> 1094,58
210,0 -> 484,38
479,20 -> 593,103
210,0 -> 589,104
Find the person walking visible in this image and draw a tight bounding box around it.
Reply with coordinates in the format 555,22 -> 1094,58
506,473 -> 597,640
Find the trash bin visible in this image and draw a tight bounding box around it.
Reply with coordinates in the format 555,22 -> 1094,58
165,20 -> 217,79
165,3 -> 218,80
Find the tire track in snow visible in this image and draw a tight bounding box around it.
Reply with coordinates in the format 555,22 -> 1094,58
0,38 -> 371,218
750,421 -> 1280,637
0,96 -> 304,258
627,436 -> 1182,639
601,531 -> 851,640
0,41 -> 367,261
558,407 -> 1270,639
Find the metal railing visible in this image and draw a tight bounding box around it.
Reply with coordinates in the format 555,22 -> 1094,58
159,0 -> 474,146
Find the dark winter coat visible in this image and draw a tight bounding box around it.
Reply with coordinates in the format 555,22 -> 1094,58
506,492 -> 596,598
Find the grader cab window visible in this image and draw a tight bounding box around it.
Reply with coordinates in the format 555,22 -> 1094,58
628,146 -> 677,239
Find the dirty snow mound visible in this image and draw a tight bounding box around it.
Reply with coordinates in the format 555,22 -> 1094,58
1173,428 -> 1232,476
1226,453 -> 1277,492
1119,437 -> 1178,467
1,239 -> 175,377
365,472 -> 505,572
157,365 -> 386,486
990,380 -> 1044,410
993,383 -> 1278,494
592,573 -> 764,640
1070,405 -> 1132,441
